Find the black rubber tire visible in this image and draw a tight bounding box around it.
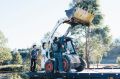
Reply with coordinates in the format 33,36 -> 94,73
75,58 -> 86,72
63,55 -> 71,72
45,59 -> 54,73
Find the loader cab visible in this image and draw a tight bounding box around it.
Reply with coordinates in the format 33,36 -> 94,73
59,36 -> 76,54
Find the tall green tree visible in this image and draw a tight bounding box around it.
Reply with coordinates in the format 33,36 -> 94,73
70,0 -> 112,68
0,30 -> 12,65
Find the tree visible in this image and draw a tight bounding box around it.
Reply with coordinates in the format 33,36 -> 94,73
0,31 -> 7,47
0,30 -> 12,65
111,38 -> 120,48
69,0 -> 112,68
23,49 -> 31,71
12,52 -> 22,65
116,57 -> 120,67
89,37 -> 107,68
0,48 -> 12,65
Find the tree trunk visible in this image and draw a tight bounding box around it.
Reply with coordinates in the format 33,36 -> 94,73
85,36 -> 89,68
85,27 -> 90,68
97,63 -> 98,68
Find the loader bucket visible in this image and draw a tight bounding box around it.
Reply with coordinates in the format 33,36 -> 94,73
65,7 -> 94,26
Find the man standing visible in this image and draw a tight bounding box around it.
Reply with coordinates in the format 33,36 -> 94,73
30,45 -> 39,72
52,37 -> 63,72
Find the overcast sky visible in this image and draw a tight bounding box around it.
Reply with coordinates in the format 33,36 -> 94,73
0,0 -> 120,49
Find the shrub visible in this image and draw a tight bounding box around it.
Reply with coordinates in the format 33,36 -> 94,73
116,57 -> 120,66
12,52 -> 22,65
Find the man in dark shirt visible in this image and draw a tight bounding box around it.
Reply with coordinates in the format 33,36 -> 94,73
52,37 -> 63,72
30,45 -> 39,72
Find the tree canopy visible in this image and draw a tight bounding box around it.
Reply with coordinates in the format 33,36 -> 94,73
69,0 -> 112,68
0,30 -> 12,64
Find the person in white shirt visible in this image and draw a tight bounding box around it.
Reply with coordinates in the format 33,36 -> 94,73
41,42 -> 48,70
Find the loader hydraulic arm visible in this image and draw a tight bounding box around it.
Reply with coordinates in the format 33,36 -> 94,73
49,17 -> 70,40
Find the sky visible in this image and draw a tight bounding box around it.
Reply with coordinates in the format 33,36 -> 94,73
0,0 -> 120,49
100,0 -> 120,39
